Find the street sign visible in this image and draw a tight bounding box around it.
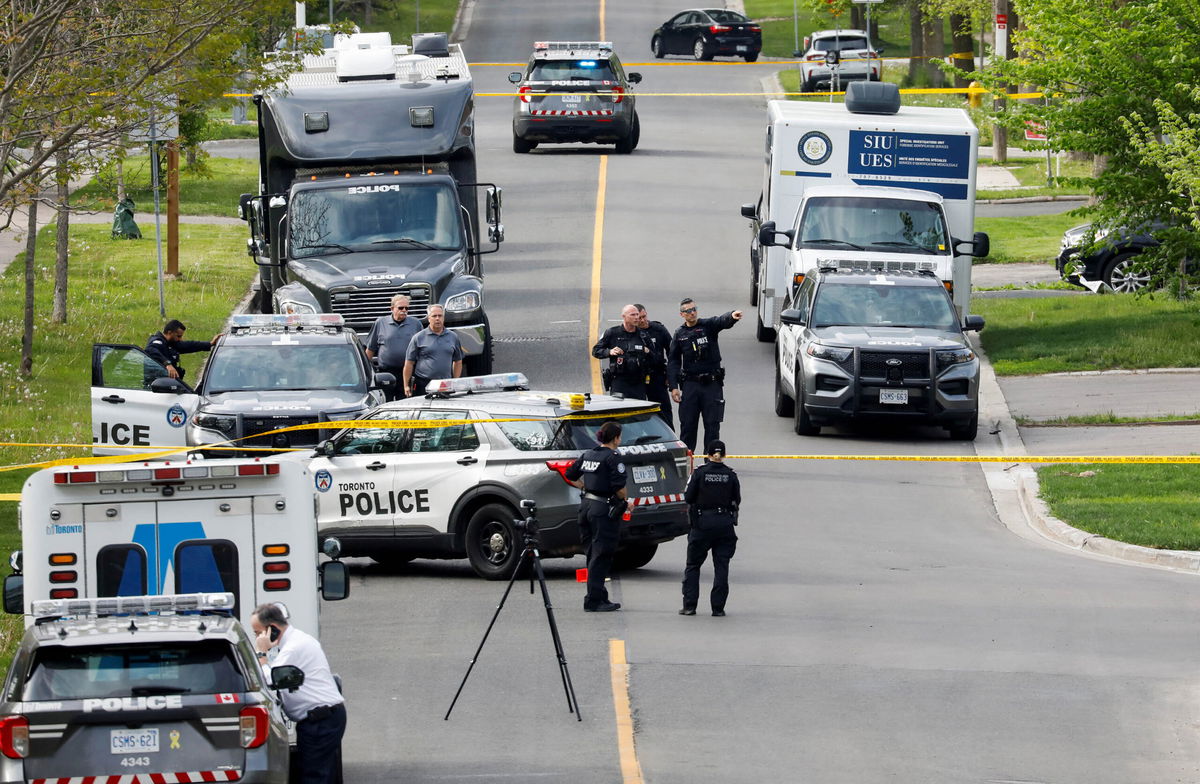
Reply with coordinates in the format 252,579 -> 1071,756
1024,121 -> 1047,141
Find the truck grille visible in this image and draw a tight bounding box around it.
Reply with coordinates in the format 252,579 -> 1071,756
859,351 -> 930,380
329,284 -> 433,332
241,416 -> 323,450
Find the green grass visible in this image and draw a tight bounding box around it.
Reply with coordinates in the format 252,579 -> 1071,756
1038,464 -> 1200,550
975,281 -> 1078,292
71,155 -> 256,217
1019,413 -> 1200,426
972,295 -> 1200,375
975,213 -> 1087,264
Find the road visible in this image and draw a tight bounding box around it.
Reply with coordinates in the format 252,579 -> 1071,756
314,2 -> 1200,782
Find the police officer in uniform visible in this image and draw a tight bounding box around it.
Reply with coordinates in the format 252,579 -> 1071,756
564,421 -> 630,612
635,304 -> 674,429
680,440 -> 740,617
667,298 -> 742,452
145,319 -> 219,383
592,304 -> 653,400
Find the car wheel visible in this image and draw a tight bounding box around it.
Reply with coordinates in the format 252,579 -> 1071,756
693,37 -> 712,61
615,114 -> 638,154
371,551 -> 416,568
948,413 -> 978,441
749,251 -> 759,306
801,77 -> 816,93
513,135 -> 535,154
755,313 -> 775,343
613,543 -> 658,571
465,503 -> 520,580
774,351 -> 794,418
743,52 -> 759,63
651,36 -> 665,59
1103,251 -> 1151,293
793,370 -> 820,436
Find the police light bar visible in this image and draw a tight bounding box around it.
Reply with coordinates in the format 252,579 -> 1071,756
229,314 -> 344,330
425,372 -> 529,395
533,41 -> 612,53
31,592 -> 236,620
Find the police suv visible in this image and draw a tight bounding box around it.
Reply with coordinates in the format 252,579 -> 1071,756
91,314 -> 393,457
509,41 -> 642,154
296,373 -> 690,579
774,267 -> 985,439
0,593 -> 298,784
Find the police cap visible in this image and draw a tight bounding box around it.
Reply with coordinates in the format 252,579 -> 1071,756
705,440 -> 725,457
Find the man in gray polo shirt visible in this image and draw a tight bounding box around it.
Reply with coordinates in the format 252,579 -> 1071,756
403,304 -> 465,397
366,294 -> 421,400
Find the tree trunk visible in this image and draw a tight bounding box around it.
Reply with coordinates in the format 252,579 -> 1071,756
950,13 -> 973,88
21,197 -> 37,377
992,0 -> 1011,163
53,150 -> 69,324
908,0 -> 924,84
922,16 -> 946,88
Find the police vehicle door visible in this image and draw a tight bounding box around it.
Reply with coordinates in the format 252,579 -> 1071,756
779,277 -> 814,390
386,410 -> 489,532
91,344 -> 200,456
310,412 -> 409,536
80,496 -> 252,618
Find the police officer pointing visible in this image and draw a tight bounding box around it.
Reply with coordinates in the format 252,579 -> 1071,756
592,304 -> 653,400
680,440 -> 741,617
667,298 -> 742,452
564,421 -> 630,612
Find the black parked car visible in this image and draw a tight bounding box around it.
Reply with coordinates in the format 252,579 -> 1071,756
1056,222 -> 1185,293
651,9 -> 762,61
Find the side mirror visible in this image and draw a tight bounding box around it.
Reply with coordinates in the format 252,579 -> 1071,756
757,221 -> 793,248
627,72 -> 642,84
963,314 -> 985,332
372,371 -> 396,390
268,195 -> 287,209
3,574 -> 23,615
956,232 -> 990,258
486,186 -> 502,224
876,46 -> 885,55
150,376 -> 187,394
508,71 -> 523,83
238,193 -> 254,221
740,203 -> 756,220
316,440 -> 336,457
269,664 -> 305,692
319,560 -> 350,601
779,308 -> 806,327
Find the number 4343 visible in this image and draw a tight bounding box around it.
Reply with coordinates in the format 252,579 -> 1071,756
120,757 -> 151,767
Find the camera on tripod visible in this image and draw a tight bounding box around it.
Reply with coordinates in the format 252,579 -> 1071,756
513,498 -> 540,540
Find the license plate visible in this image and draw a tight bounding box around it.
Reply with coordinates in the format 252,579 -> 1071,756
560,94 -> 581,103
111,728 -> 159,754
879,389 -> 909,405
632,465 -> 658,485
737,45 -> 748,51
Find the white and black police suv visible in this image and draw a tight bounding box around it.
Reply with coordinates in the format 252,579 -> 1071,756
293,372 -> 690,579
91,314 -> 393,457
773,267 -> 985,439
0,593 -> 300,784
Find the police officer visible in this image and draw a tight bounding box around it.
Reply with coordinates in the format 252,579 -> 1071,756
635,304 -> 674,429
365,294 -> 421,400
680,440 -> 740,617
667,298 -> 742,452
591,304 -> 653,399
564,420 -> 630,612
144,319 -> 219,382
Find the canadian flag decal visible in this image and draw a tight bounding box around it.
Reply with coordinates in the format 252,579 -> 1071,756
216,692 -> 241,703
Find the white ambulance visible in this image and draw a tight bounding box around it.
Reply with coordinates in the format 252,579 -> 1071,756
744,81 -> 989,339
3,458 -> 348,634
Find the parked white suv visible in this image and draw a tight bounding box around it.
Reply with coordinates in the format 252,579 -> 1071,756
799,29 -> 881,92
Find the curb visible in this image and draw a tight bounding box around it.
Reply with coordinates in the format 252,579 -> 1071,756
977,195 -> 1089,205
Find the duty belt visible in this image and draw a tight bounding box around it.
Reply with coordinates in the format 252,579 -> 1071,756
582,492 -> 612,503
699,507 -> 733,514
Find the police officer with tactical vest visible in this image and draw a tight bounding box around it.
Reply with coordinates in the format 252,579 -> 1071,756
592,304 -> 653,400
635,304 -> 675,429
680,440 -> 741,617
564,421 -> 630,612
667,298 -> 742,453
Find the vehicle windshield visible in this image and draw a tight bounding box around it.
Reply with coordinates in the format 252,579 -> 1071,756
797,196 -> 950,255
530,59 -> 618,81
204,344 -> 366,393
289,181 -> 464,257
811,283 -> 959,330
813,35 -> 869,52
21,641 -> 246,700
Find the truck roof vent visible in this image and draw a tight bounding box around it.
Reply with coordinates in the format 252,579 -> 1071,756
412,32 -> 451,58
335,46 -> 397,82
845,81 -> 900,115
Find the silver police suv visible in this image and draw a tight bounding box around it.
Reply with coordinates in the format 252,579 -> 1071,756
773,268 -> 985,439
0,594 -> 300,784
300,373 -> 690,579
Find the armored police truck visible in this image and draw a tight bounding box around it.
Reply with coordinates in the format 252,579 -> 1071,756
241,31 -> 503,374
745,82 -> 988,340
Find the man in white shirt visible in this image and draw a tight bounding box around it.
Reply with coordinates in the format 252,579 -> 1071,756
252,604 -> 346,784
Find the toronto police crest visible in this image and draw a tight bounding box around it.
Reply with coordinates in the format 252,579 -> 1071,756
166,404 -> 188,428
315,469 -> 333,493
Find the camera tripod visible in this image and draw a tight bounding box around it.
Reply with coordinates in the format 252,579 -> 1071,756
445,500 -> 582,721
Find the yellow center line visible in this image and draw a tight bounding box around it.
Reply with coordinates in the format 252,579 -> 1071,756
609,639 -> 643,784
590,155 -> 608,395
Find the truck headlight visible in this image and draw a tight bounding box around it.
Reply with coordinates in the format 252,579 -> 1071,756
193,413 -> 237,433
278,299 -> 317,315
935,347 -> 976,370
806,343 -> 852,363
444,291 -> 480,312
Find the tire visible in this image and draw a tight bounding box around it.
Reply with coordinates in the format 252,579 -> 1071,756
744,52 -> 759,63
513,135 -> 535,154
1102,251 -> 1151,293
801,77 -> 815,93
755,314 -> 775,343
774,352 -> 795,418
793,371 -> 820,436
948,413 -> 979,441
651,36 -> 665,59
371,551 -> 416,567
749,252 -> 759,306
613,543 -> 658,571
464,503 -> 520,580
693,37 -> 713,61
630,112 -> 640,150
615,114 -> 639,154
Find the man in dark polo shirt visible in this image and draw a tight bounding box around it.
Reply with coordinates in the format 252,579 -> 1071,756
365,294 -> 421,400
403,304 -> 465,397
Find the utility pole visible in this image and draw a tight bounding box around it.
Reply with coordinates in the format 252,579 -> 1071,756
166,141 -> 179,278
992,0 -> 1009,163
